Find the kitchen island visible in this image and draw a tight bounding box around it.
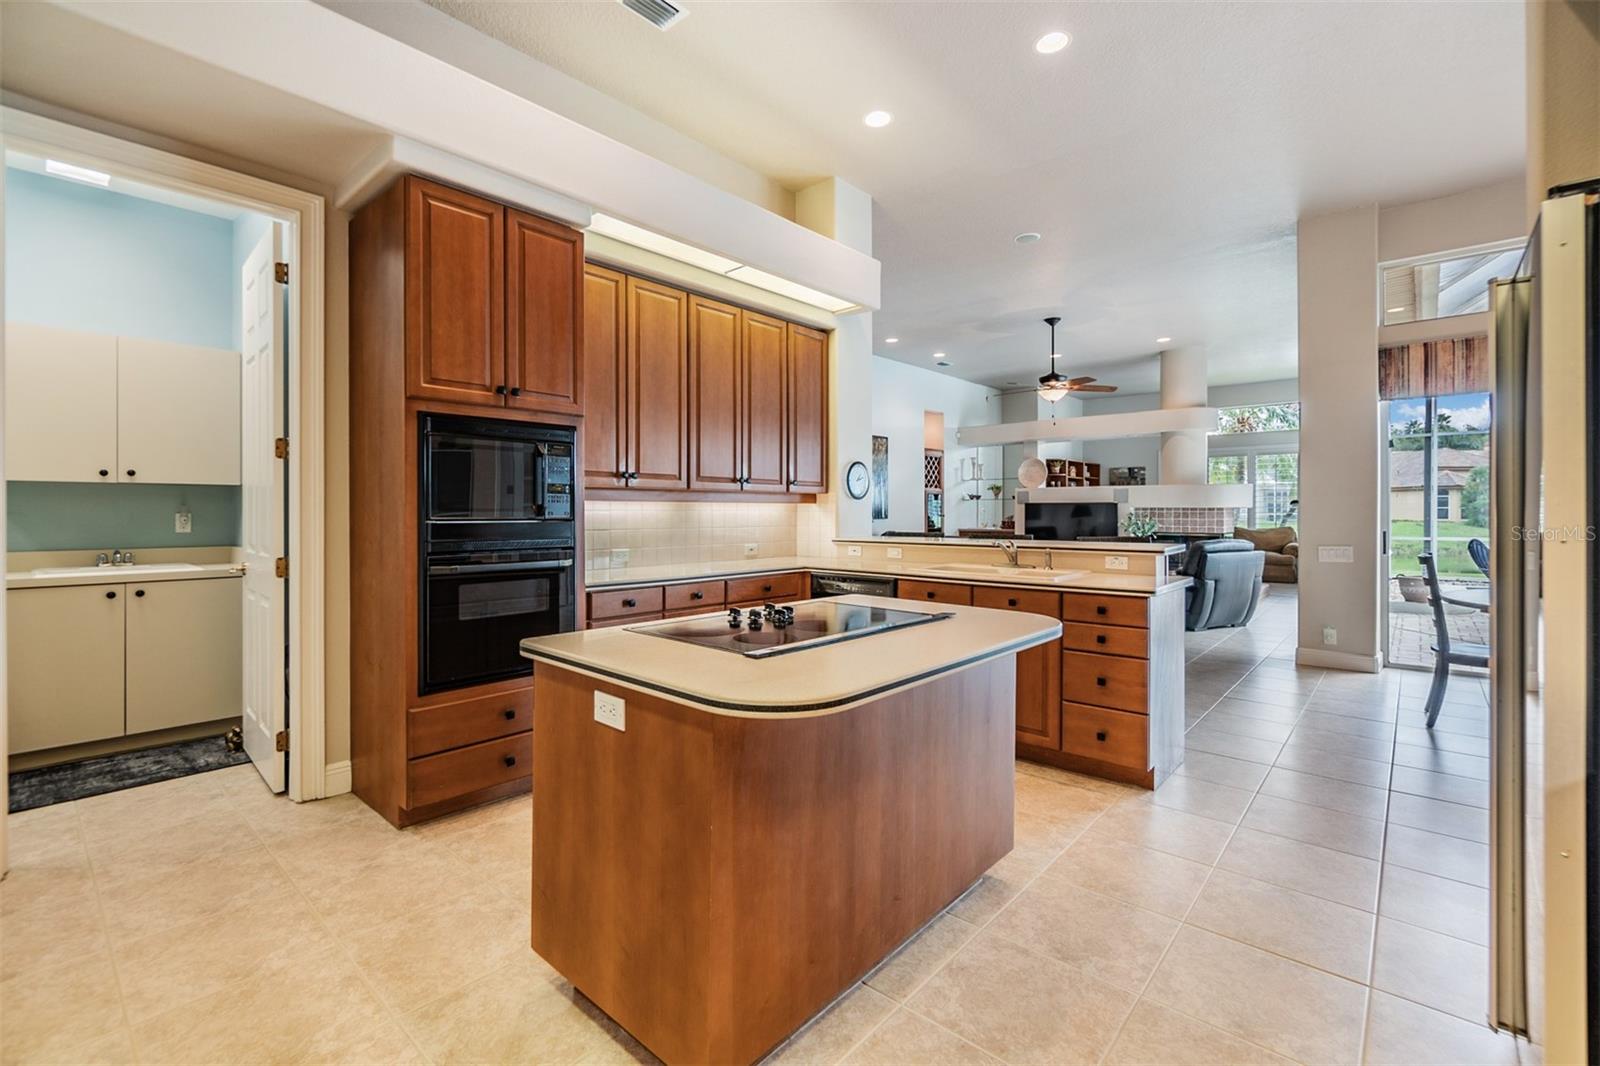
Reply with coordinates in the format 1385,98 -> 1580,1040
519,596 -> 1060,1065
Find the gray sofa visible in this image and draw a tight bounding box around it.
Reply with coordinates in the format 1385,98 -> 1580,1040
1181,539 -> 1265,631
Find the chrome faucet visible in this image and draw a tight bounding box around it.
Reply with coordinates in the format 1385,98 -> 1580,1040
999,540 -> 1020,567
96,552 -> 110,567
111,550 -> 124,565
106,550 -> 135,566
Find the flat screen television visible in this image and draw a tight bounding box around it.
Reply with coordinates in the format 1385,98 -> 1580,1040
1023,502 -> 1119,541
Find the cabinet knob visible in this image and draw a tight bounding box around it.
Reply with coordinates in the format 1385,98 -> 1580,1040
502,708 -> 516,720
126,469 -> 137,478
98,469 -> 109,478
762,585 -> 773,593
690,591 -> 703,600
1096,634 -> 1107,644
494,384 -> 507,395
508,387 -> 522,397
134,589 -> 145,598
105,590 -> 116,599
622,598 -> 637,608
1095,730 -> 1108,742
926,591 -> 936,599
503,754 -> 517,768
1096,676 -> 1107,686
1096,605 -> 1107,615
1007,597 -> 1018,607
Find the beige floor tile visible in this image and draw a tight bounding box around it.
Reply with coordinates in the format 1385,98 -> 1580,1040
1301,698 -> 1398,724
0,877 -> 110,982
1183,726 -> 1284,766
1385,824 -> 1490,887
1143,926 -> 1367,1064
0,950 -> 126,1064
403,952 -> 651,1065
1216,827 -> 1380,911
1043,834 -> 1212,918
1014,759 -> 1142,799
1193,710 -> 1296,743
1206,698 -> 1304,725
1173,750 -> 1271,791
1390,765 -> 1490,808
988,879 -> 1180,993
841,1008 -> 999,1065
1283,725 -> 1396,763
301,834 -> 484,937
1378,864 -> 1490,946
341,887 -> 531,1009
1088,803 -> 1237,865
0,828 -> 95,920
95,845 -> 284,946
1185,868 -> 1375,981
1140,774 -> 1255,824
1297,710 -> 1397,739
906,929 -> 1136,1064
1258,766 -> 1389,820
947,852 -> 1038,927
1013,772 -> 1118,823
1397,725 -> 1491,757
1272,745 -> 1393,788
1393,744 -> 1491,780
262,806 -> 420,885
1371,917 -> 1491,1024
865,913 -> 979,1001
1241,792 -> 1385,859
769,983 -> 896,1065
75,779 -> 236,850
1363,990 -> 1518,1065
1103,1000 -> 1292,1065
1010,807 -> 1091,868
1221,685 -> 1307,710
87,807 -> 261,885
243,791 -> 381,846
1388,791 -> 1489,843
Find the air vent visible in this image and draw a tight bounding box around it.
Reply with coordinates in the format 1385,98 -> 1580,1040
619,0 -> 687,30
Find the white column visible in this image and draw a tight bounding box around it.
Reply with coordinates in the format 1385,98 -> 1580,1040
1157,347 -> 1208,485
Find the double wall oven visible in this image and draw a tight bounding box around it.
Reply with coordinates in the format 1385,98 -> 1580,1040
420,414 -> 577,694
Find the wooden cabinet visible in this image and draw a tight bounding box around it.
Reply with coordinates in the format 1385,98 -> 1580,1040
898,579 -> 973,606
688,295 -> 744,491
405,177 -> 505,405
408,686 -> 534,759
743,311 -> 789,491
4,324 -> 118,483
726,572 -> 803,606
626,277 -> 691,490
786,323 -> 828,493
583,264 -> 628,487
126,578 -> 243,734
973,587 -> 1062,750
506,209 -> 584,415
7,585 -> 126,753
587,573 -> 802,627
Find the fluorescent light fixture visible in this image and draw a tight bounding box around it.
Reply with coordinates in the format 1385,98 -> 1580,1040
588,213 -> 741,274
44,159 -> 110,187
725,265 -> 855,313
1035,31 -> 1071,54
885,337 -> 899,344
1156,337 -> 1172,344
1386,306 -> 1407,314
863,110 -> 893,128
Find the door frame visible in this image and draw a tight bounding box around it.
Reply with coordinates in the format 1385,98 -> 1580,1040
1,107 -> 329,803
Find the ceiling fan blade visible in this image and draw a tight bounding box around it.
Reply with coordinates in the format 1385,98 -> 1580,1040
1066,376 -> 1097,385
1072,384 -> 1119,393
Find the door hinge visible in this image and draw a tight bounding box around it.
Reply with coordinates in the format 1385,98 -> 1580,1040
274,437 -> 290,460
274,729 -> 290,752
274,261 -> 289,284
275,556 -> 289,579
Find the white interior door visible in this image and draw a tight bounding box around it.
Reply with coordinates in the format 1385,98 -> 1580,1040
241,223 -> 287,792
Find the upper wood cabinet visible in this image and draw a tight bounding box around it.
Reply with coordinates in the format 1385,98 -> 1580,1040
582,264 -> 628,488
742,311 -> 788,491
786,323 -> 828,493
626,278 -> 691,490
401,177 -> 583,415
688,295 -> 744,492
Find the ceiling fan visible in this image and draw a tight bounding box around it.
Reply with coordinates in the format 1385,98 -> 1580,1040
1036,316 -> 1117,402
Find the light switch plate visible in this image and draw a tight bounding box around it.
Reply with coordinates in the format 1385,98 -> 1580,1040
1323,626 -> 1338,646
846,545 -> 863,557
594,691 -> 625,731
887,547 -> 903,559
1104,555 -> 1129,571
174,511 -> 192,534
1318,546 -> 1354,563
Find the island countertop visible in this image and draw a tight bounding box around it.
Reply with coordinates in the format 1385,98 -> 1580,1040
520,594 -> 1062,714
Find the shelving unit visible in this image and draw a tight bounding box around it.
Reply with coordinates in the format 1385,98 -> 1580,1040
1045,459 -> 1101,487
923,449 -> 945,534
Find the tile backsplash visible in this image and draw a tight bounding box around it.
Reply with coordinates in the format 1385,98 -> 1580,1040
1136,507 -> 1251,535
584,501 -> 799,575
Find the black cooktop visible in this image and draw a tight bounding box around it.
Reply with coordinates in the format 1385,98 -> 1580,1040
626,600 -> 952,658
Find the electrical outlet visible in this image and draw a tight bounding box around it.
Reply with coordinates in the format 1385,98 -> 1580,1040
743,542 -> 758,557
1104,555 -> 1129,571
1323,625 -> 1338,646
594,691 -> 626,731
846,545 -> 863,557
174,511 -> 193,534
1318,545 -> 1354,563
610,548 -> 630,567
887,547 -> 903,559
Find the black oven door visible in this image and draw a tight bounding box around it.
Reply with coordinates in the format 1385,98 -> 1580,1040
421,551 -> 575,694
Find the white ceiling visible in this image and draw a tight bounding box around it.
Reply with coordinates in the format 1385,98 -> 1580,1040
423,0 -> 1525,393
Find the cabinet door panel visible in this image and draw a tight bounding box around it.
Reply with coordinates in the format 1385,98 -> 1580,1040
898,580 -> 973,606
583,264 -> 628,487
126,578 -> 243,735
117,337 -> 241,485
972,587 -> 1062,749
405,178 -> 504,405
626,277 -> 689,490
688,296 -> 743,492
4,324 -> 118,483
8,585 -> 125,753
743,311 -> 788,491
506,210 -> 583,415
786,323 -> 827,492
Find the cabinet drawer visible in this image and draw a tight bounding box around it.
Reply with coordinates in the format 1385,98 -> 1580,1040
409,732 -> 531,809
409,686 -> 532,758
1062,591 -> 1147,628
1061,650 -> 1149,713
1061,621 -> 1149,659
899,580 -> 974,606
1059,703 -> 1149,771
726,572 -> 801,603
589,586 -> 664,620
972,586 -> 1060,616
664,580 -> 726,612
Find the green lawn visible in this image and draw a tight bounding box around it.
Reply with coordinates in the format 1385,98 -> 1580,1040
1390,520 -> 1489,578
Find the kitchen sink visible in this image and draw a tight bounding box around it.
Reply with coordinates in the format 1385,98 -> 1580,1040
32,563 -> 206,578
923,563 -> 1088,584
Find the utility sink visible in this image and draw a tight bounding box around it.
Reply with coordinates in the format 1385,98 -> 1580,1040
32,563 -> 206,578
923,563 -> 1088,585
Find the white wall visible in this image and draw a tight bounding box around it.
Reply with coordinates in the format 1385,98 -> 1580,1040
1077,379 -> 1301,478
1378,177 -> 1524,263
869,358 -> 1000,534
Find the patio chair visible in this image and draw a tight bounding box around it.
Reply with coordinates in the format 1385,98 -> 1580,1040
1468,538 -> 1491,578
1419,553 -> 1489,729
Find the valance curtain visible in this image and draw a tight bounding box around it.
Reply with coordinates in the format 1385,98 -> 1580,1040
1378,333 -> 1490,399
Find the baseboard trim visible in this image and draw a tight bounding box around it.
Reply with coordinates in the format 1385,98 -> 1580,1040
323,759 -> 352,797
1296,647 -> 1383,673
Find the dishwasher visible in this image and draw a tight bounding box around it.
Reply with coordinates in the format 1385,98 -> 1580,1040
809,572 -> 898,598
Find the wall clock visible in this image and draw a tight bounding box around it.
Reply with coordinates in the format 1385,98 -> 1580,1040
845,460 -> 871,500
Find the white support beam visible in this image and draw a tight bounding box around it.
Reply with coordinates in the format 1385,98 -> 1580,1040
955,406 -> 1217,448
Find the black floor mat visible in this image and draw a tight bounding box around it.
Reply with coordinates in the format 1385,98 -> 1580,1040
8,735 -> 250,812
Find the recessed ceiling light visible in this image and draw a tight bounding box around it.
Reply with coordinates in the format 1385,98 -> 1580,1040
863,110 -> 893,128
45,159 -> 111,187
885,337 -> 899,344
932,352 -> 947,360
1156,337 -> 1172,344
1035,31 -> 1071,54
1014,232 -> 1042,245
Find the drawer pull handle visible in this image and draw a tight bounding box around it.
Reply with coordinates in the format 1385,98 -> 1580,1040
1096,634 -> 1107,644
1096,676 -> 1107,687
691,591 -> 704,600
98,468 -> 109,477
1095,730 -> 1108,742
503,708 -> 517,720
926,591 -> 936,599
126,469 -> 137,478
135,589 -> 145,598
622,598 -> 636,608
503,754 -> 517,768
105,590 -> 117,599
1007,597 -> 1018,607
763,584 -> 773,592
1096,605 -> 1107,615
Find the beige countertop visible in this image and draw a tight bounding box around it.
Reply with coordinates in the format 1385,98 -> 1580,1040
586,554 -> 1189,596
833,536 -> 1187,554
521,594 -> 1062,715
6,562 -> 244,590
